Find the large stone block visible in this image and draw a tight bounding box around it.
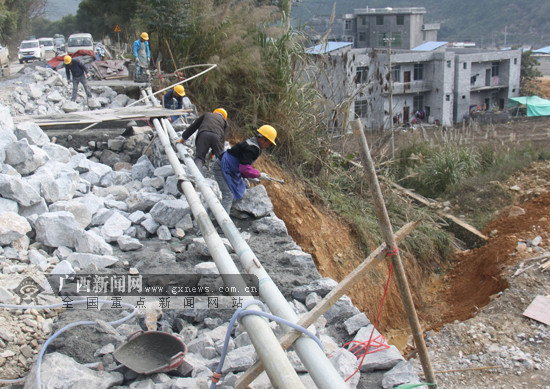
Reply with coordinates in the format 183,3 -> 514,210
150,199 -> 192,228
0,212 -> 31,245
14,121 -> 50,146
34,211 -> 83,248
0,173 -> 42,206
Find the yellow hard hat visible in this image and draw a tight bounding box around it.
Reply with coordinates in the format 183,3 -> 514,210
141,32 -> 149,40
257,125 -> 277,145
213,108 -> 227,120
64,55 -> 72,65
174,85 -> 185,96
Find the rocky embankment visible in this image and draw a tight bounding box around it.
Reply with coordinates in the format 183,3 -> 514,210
0,65 -> 425,388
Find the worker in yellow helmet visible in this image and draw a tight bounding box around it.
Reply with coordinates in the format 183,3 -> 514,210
177,108 -> 229,170
163,84 -> 186,121
63,55 -> 91,103
133,32 -> 150,82
212,125 -> 277,214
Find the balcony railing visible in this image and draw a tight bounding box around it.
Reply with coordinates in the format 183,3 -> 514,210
387,80 -> 433,94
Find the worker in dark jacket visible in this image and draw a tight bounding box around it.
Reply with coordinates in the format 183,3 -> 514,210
177,108 -> 229,170
64,55 -> 91,102
163,85 -> 186,122
212,125 -> 277,214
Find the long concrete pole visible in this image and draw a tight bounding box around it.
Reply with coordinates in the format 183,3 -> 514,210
162,119 -> 349,389
350,119 -> 437,386
152,119 -> 304,389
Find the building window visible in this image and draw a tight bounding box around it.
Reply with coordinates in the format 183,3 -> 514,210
446,94 -> 450,101
355,100 -> 369,118
359,32 -> 367,41
463,62 -> 467,69
361,16 -> 367,25
355,66 -> 369,84
392,32 -> 402,47
347,36 -> 354,42
413,95 -> 424,113
492,61 -> 500,76
423,31 -> 426,40
447,60 -> 451,68
397,15 -> 404,25
345,20 -> 352,30
413,64 -> 424,80
514,58 -> 517,65
378,33 -> 387,46
391,65 -> 400,82
376,15 -> 384,25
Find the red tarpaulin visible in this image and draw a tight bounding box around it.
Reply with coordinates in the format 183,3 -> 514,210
47,50 -> 96,69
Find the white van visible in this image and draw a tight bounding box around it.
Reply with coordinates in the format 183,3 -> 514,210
67,33 -> 94,54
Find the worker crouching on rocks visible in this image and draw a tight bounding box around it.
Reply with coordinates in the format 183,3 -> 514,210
212,125 -> 277,214
177,108 -> 229,171
163,85 -> 186,122
64,55 -> 91,103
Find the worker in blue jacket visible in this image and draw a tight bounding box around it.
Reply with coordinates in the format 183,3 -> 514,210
163,85 -> 186,122
212,125 -> 277,214
133,32 -> 150,81
64,55 -> 91,102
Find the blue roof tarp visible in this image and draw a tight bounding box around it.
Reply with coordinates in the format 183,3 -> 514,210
411,41 -> 448,52
509,96 -> 550,117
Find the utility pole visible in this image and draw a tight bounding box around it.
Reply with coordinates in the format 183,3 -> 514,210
504,26 -> 508,47
384,33 -> 395,159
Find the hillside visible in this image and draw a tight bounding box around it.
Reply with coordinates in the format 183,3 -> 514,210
292,0 -> 550,47
43,0 -> 80,21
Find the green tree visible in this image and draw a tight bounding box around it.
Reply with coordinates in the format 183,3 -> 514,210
0,0 -> 46,46
76,0 -> 139,41
520,50 -> 542,96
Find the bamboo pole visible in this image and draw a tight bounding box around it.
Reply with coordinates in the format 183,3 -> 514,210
235,220 -> 419,387
351,119 -> 437,386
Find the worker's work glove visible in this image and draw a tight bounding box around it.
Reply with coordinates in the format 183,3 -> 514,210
176,139 -> 184,144
258,172 -> 270,181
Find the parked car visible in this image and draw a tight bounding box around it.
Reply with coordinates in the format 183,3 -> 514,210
53,34 -> 66,54
67,33 -> 94,54
38,37 -> 55,55
0,43 -> 9,67
17,39 -> 45,63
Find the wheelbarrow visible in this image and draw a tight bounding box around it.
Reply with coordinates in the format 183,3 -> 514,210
113,331 -> 187,374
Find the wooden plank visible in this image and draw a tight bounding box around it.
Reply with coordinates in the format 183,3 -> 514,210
235,220 -> 419,389
438,212 -> 489,241
330,150 -> 487,241
523,295 -> 550,325
13,107 -> 192,126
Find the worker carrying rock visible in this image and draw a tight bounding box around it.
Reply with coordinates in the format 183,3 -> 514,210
163,85 -> 186,122
64,55 -> 91,103
133,32 -> 150,82
177,108 -> 229,170
212,125 -> 277,214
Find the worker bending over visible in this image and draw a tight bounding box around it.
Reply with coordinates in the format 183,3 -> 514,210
212,125 -> 276,214
177,108 -> 229,170
163,85 -> 186,122
64,55 -> 91,103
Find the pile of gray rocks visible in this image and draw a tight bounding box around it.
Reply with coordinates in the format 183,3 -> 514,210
5,65 -> 136,116
0,100 -> 425,388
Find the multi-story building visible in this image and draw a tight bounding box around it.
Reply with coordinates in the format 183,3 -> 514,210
305,7 -> 521,131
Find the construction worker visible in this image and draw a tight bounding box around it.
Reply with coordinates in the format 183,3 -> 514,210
177,108 -> 229,170
163,85 -> 186,122
64,55 -> 91,102
133,32 -> 150,82
212,125 -> 277,214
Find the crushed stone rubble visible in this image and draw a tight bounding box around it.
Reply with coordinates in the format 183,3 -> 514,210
0,65 -> 425,388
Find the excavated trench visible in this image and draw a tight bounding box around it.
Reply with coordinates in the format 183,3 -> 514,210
253,155 -> 550,351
